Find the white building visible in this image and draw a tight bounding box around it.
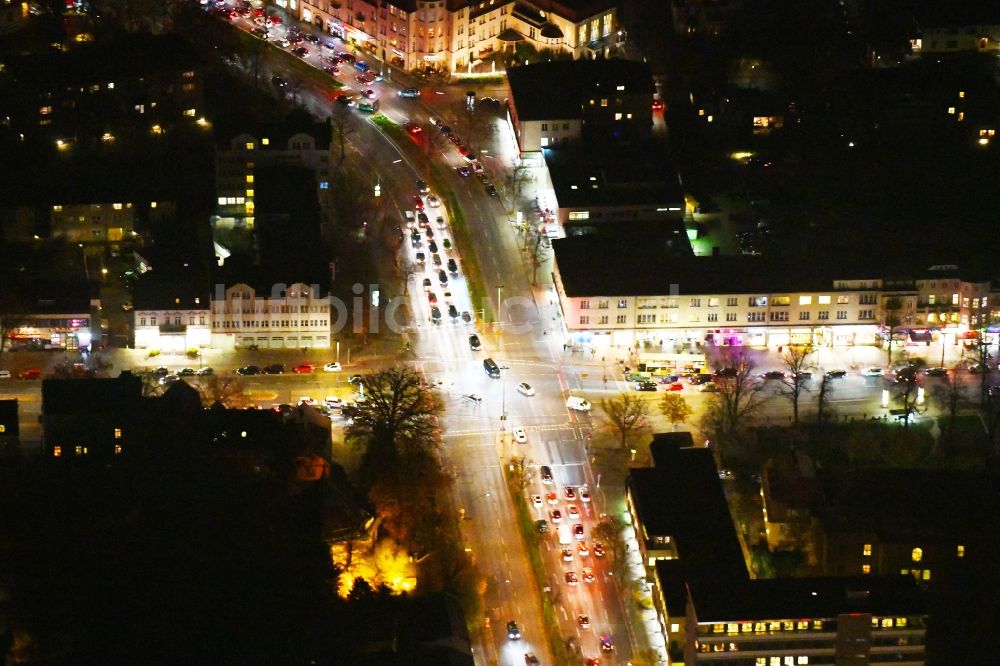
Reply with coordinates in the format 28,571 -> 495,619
293,0 -> 618,73
211,282 -> 331,350
132,270 -> 212,353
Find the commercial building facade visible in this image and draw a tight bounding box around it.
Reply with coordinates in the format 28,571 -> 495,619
210,282 -> 332,349
292,0 -> 617,73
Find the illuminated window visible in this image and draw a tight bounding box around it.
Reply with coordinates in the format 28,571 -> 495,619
53,446 -> 62,457
713,624 -> 724,633
600,98 -> 608,107
114,444 -> 122,455
797,621 -> 808,630
812,621 -> 822,630
74,445 -> 87,456
947,106 -> 956,114
245,142 -> 255,150
114,428 -> 122,439
39,105 -> 52,115
862,564 -> 871,574
912,547 -> 923,562
726,623 -> 738,633
901,569 -> 909,575
799,295 -> 813,305
262,138 -> 270,146
818,295 -> 830,304
953,293 -> 959,305
957,545 -> 965,557
959,91 -> 965,98
797,658 -> 809,664
922,569 -> 931,580
863,543 -> 872,556
670,623 -> 679,632
897,618 -> 908,627
108,82 -> 115,89
626,113 -> 633,119
183,108 -> 196,117
246,189 -> 254,198
246,175 -> 254,184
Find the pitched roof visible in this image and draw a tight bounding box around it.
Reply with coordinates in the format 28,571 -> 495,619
507,59 -> 654,121
41,371 -> 144,416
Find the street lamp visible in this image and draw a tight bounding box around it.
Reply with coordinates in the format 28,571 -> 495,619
496,285 -> 505,430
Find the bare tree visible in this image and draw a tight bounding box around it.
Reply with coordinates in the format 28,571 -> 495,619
344,365 -> 443,457
506,161 -> 533,205
196,373 -> 248,408
880,297 -> 903,368
523,225 -> 550,285
777,344 -> 814,425
816,372 -> 835,424
601,393 -> 650,449
933,367 -> 966,450
659,393 -> 693,430
330,103 -> 356,165
591,515 -> 627,578
702,351 -> 767,444
892,373 -> 920,427
508,455 -> 535,490
399,259 -> 419,297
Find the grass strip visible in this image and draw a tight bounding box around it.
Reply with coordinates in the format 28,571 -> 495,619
504,470 -> 573,664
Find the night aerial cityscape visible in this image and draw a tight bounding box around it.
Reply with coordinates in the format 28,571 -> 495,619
1,0 -> 1000,664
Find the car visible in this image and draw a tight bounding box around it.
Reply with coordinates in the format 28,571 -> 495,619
700,383 -> 719,392
348,374 -> 364,386
412,195 -> 424,211
584,659 -> 599,666
404,122 -> 422,136
272,38 -> 291,48
414,251 -> 426,265
573,523 -> 585,540
565,571 -> 579,586
263,363 -> 285,375
525,654 -> 540,666
531,494 -> 543,508
894,366 -> 918,382
761,370 -> 785,380
715,367 -> 738,378
864,367 -> 884,376
469,334 -> 481,351
549,508 -> 563,523
422,278 -> 432,291
652,99 -> 664,111
578,541 -> 590,557
324,362 -> 343,373
516,382 -> 535,396
355,72 -> 375,84
566,396 -> 591,411
305,33 -> 321,43
322,65 -> 341,75
456,165 -> 471,177
448,304 -> 459,319
361,88 -> 376,99
334,93 -> 355,106
436,216 -> 447,229
410,230 -> 421,246
398,87 -> 421,98
293,363 -> 315,374
562,486 -> 576,501
438,269 -> 448,285
432,253 -> 442,267
418,212 -> 431,228
354,60 -> 372,73
427,194 -> 441,208
540,465 -> 554,484
299,397 -> 316,406
924,366 -> 948,377
579,486 -> 591,503
471,160 -> 484,174
582,567 -> 595,583
546,491 -> 558,505
430,306 -> 442,323
237,365 -> 260,376
266,13 -> 281,23
507,620 -> 521,640
415,179 -> 429,194
271,75 -> 288,89
178,367 -> 197,376
251,26 -> 269,39
325,396 -> 344,409
600,636 -> 614,653
427,292 -> 438,305
535,519 -> 548,533
158,374 -> 179,386
427,240 -> 438,253
577,614 -> 591,630
292,46 -> 309,57
825,369 -> 848,378
149,367 -> 169,377
17,368 -> 41,380
792,371 -> 813,380
567,504 -> 580,520
719,468 -> 735,480
689,373 -> 714,385
636,380 -> 657,391
337,51 -> 356,63
196,367 -> 214,376
562,547 -> 574,562
668,382 -> 684,391
485,183 -> 498,196
593,542 -> 605,558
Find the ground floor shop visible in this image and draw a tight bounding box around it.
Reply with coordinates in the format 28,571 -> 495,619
214,333 -> 330,349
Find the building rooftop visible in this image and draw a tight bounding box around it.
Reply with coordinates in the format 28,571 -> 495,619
133,266 -> 211,312
544,144 -> 684,211
42,371 -> 144,417
215,113 -> 333,152
507,59 -> 654,121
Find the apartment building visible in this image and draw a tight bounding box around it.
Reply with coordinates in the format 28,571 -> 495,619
211,281 -> 332,350
293,0 -> 617,72
907,2 -> 1000,55
0,33 -> 203,140
551,237 -> 1000,365
214,120 -> 334,224
628,436 -> 928,666
133,267 -> 212,353
506,58 -> 654,153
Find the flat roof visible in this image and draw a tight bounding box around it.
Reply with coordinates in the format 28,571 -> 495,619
507,59 -> 654,121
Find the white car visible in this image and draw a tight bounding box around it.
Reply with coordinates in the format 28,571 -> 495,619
0,370 -> 10,380
567,504 -> 580,521
324,396 -> 343,409
512,427 -> 527,443
516,382 -> 535,396
864,367 -> 884,377
530,494 -> 543,508
579,486 -> 591,503
566,396 -> 591,411
427,194 -> 441,208
323,362 -> 342,373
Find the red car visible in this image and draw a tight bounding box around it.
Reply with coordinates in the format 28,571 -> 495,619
266,13 -> 281,24
293,363 -> 315,374
652,99 -> 664,112
669,382 -> 684,391
19,368 -> 41,380
412,195 -> 424,211
404,123 -> 422,136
